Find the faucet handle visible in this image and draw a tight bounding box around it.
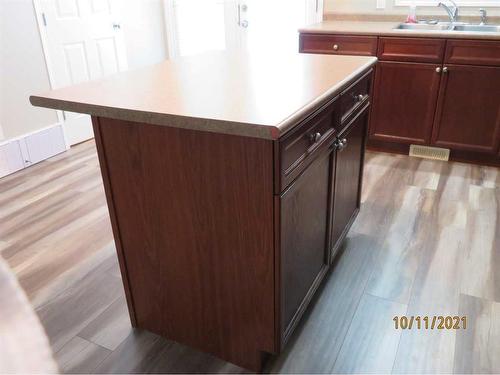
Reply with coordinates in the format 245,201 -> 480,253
479,8 -> 487,25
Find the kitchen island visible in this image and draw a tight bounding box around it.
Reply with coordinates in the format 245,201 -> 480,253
31,51 -> 377,371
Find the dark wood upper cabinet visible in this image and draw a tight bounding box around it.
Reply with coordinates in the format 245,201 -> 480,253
377,37 -> 446,63
432,64 -> 500,154
280,148 -> 332,343
331,106 -> 368,258
370,61 -> 441,144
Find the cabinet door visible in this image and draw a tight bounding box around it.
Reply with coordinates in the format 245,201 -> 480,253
370,61 -> 441,144
331,108 -> 368,257
280,150 -> 331,341
432,65 -> 500,154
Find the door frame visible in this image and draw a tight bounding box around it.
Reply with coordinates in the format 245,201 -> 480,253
32,0 -> 69,148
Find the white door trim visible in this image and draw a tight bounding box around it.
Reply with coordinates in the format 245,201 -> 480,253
32,0 -> 67,144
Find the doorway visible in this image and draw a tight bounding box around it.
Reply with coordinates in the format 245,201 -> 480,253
34,0 -> 128,146
164,0 -> 323,58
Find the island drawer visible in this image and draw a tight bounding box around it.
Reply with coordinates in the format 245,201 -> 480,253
340,70 -> 373,124
378,37 -> 446,63
300,34 -> 378,56
445,39 -> 500,67
279,98 -> 339,190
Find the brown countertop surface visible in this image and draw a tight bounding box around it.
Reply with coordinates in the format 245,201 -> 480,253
299,20 -> 500,40
30,51 -> 377,140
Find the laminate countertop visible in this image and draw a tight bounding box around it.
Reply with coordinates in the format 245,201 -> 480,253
30,51 -> 377,140
299,20 -> 500,40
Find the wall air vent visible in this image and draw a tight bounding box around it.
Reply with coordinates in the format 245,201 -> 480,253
409,145 -> 450,161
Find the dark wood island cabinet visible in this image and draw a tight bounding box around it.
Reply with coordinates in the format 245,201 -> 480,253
31,52 -> 376,372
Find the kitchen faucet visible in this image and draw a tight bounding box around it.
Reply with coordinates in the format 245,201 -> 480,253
438,0 -> 459,23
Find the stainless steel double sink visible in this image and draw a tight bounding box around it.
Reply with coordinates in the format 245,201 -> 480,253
394,23 -> 500,33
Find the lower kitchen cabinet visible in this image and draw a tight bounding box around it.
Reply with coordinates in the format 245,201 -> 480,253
299,32 -> 500,166
432,64 -> 500,154
331,105 -> 369,257
280,148 -> 332,342
370,61 -> 441,144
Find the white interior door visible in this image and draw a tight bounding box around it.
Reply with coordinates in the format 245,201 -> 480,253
238,0 -> 323,53
164,0 -> 323,58
36,0 -> 128,146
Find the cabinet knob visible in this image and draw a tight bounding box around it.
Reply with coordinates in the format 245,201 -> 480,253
336,138 -> 348,151
443,67 -> 449,73
354,94 -> 364,102
309,132 -> 322,144
333,44 -> 339,51
436,67 -> 442,74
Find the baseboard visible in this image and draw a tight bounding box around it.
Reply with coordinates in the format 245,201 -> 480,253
0,123 -> 68,179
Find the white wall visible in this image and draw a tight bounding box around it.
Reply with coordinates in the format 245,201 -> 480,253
0,0 -> 168,143
325,0 -> 500,17
0,0 -> 59,140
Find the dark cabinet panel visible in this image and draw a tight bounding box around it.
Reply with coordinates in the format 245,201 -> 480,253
432,64 -> 500,154
300,34 -> 378,56
370,61 -> 441,144
280,150 -> 331,341
331,107 -> 368,257
445,39 -> 500,67
378,37 -> 446,63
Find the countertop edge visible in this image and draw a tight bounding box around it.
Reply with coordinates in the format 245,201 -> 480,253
30,57 -> 378,141
275,58 -> 377,137
29,96 -> 278,140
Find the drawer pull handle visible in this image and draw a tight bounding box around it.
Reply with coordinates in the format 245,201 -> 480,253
309,132 -> 322,144
333,44 -> 339,51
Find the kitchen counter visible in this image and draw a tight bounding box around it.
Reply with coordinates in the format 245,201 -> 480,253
31,51 -> 375,371
30,51 -> 376,140
300,20 -> 500,40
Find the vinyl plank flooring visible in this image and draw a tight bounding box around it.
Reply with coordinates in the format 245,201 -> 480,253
460,186 -> 500,302
3,142 -> 500,374
36,269 -> 123,352
453,294 -> 500,374
93,330 -> 170,374
392,192 -> 468,374
366,186 -> 431,304
267,232 -> 380,373
55,336 -> 111,374
78,295 -> 132,351
332,293 -> 407,374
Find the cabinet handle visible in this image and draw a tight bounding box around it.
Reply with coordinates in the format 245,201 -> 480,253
333,44 -> 339,51
443,67 -> 449,73
309,132 -> 322,144
353,94 -> 364,103
436,67 -> 442,74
